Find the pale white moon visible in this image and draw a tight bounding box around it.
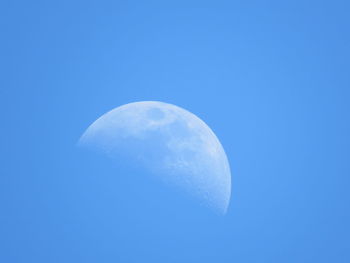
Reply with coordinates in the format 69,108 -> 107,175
79,101 -> 231,214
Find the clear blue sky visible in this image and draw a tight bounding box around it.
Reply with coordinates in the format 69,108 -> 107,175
1,0 -> 350,262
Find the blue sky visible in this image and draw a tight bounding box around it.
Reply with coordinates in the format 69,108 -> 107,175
1,0 -> 350,262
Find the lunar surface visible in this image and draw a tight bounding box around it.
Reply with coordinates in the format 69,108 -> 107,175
79,101 -> 231,214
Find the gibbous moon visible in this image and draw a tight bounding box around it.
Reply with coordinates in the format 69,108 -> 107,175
79,101 -> 231,214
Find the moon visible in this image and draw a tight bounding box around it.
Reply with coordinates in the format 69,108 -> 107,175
79,101 -> 231,214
